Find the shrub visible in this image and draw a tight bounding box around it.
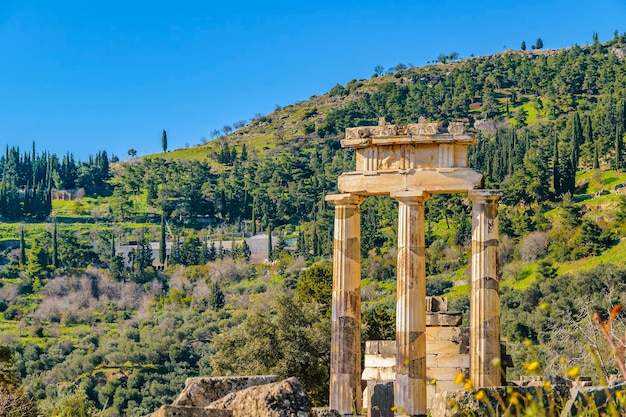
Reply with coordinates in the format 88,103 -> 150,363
519,231 -> 549,262
3,305 -> 21,320
302,122 -> 315,135
0,385 -> 38,417
426,277 -> 454,296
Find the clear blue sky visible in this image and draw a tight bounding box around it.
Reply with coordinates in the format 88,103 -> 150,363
1,0 -> 625,160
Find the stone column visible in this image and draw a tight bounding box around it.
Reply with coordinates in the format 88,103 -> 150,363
391,191 -> 430,416
326,193 -> 365,415
469,189 -> 503,387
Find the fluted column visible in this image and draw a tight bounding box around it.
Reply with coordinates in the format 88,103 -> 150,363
326,193 -> 365,415
391,191 -> 430,417
469,189 -> 503,387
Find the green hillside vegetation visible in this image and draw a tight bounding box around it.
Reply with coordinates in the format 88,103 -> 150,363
2,32 -> 626,415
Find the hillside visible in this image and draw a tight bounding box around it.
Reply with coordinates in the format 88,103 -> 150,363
1,34 -> 626,416
161,42 -> 626,165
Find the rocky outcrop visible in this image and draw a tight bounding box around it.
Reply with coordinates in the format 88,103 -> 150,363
430,386 -> 570,417
172,376 -> 277,408
562,383 -> 626,416
473,118 -> 496,133
145,377 -> 311,417
149,405 -> 232,417
612,46 -> 626,62
208,377 -> 312,417
310,409 -> 340,417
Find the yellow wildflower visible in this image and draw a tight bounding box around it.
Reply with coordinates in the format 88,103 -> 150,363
454,372 -> 465,384
526,360 -> 540,371
566,366 -> 580,379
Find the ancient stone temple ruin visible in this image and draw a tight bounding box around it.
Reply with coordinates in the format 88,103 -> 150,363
325,118 -> 503,416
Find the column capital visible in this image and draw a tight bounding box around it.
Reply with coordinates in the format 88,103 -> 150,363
325,193 -> 365,206
390,190 -> 431,203
468,189 -> 503,203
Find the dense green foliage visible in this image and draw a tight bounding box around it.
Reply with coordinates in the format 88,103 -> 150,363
0,146 -> 112,220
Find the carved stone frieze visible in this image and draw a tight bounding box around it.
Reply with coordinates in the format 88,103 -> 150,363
407,122 -> 439,136
447,121 -> 465,135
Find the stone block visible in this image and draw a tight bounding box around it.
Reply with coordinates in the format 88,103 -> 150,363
208,377 -> 311,417
437,313 -> 463,327
365,341 -> 380,354
426,354 -> 437,367
426,341 -> 464,355
147,405 -> 233,417
433,380 -> 464,394
427,383 -> 437,403
426,297 -> 448,312
362,366 -> 396,381
430,386 -> 570,417
338,169 -> 483,196
172,376 -> 277,408
435,354 -> 470,369
362,368 -> 379,381
426,367 -> 466,382
378,340 -> 395,355
427,312 -> 463,327
311,408 -> 341,417
426,327 -> 467,342
364,354 -> 395,368
366,381 -> 394,417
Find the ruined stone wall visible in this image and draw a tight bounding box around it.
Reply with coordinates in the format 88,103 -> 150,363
362,297 -> 469,413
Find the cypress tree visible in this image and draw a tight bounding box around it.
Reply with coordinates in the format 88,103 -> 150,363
553,136 -> 561,195
585,114 -> 594,144
571,113 -> 582,175
594,143 -> 600,169
312,223 -> 320,257
297,226 -> 306,257
616,126 -> 623,170
19,228 -> 26,266
199,239 -> 209,264
159,214 -> 166,265
251,197 -> 257,235
573,112 -> 583,146
23,183 -> 30,217
209,282 -> 225,311
241,239 -> 251,261
52,220 -> 58,268
230,239 -> 238,259
162,130 -> 168,152
267,222 -> 273,262
567,150 -> 577,194
208,240 -> 217,261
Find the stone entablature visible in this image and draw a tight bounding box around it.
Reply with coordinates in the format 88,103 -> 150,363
337,119 -> 483,196
344,119 -> 472,172
344,120 -> 467,142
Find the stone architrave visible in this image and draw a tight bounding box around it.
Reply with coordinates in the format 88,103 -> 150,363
468,190 -> 503,387
391,191 -> 430,416
325,193 -> 365,415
